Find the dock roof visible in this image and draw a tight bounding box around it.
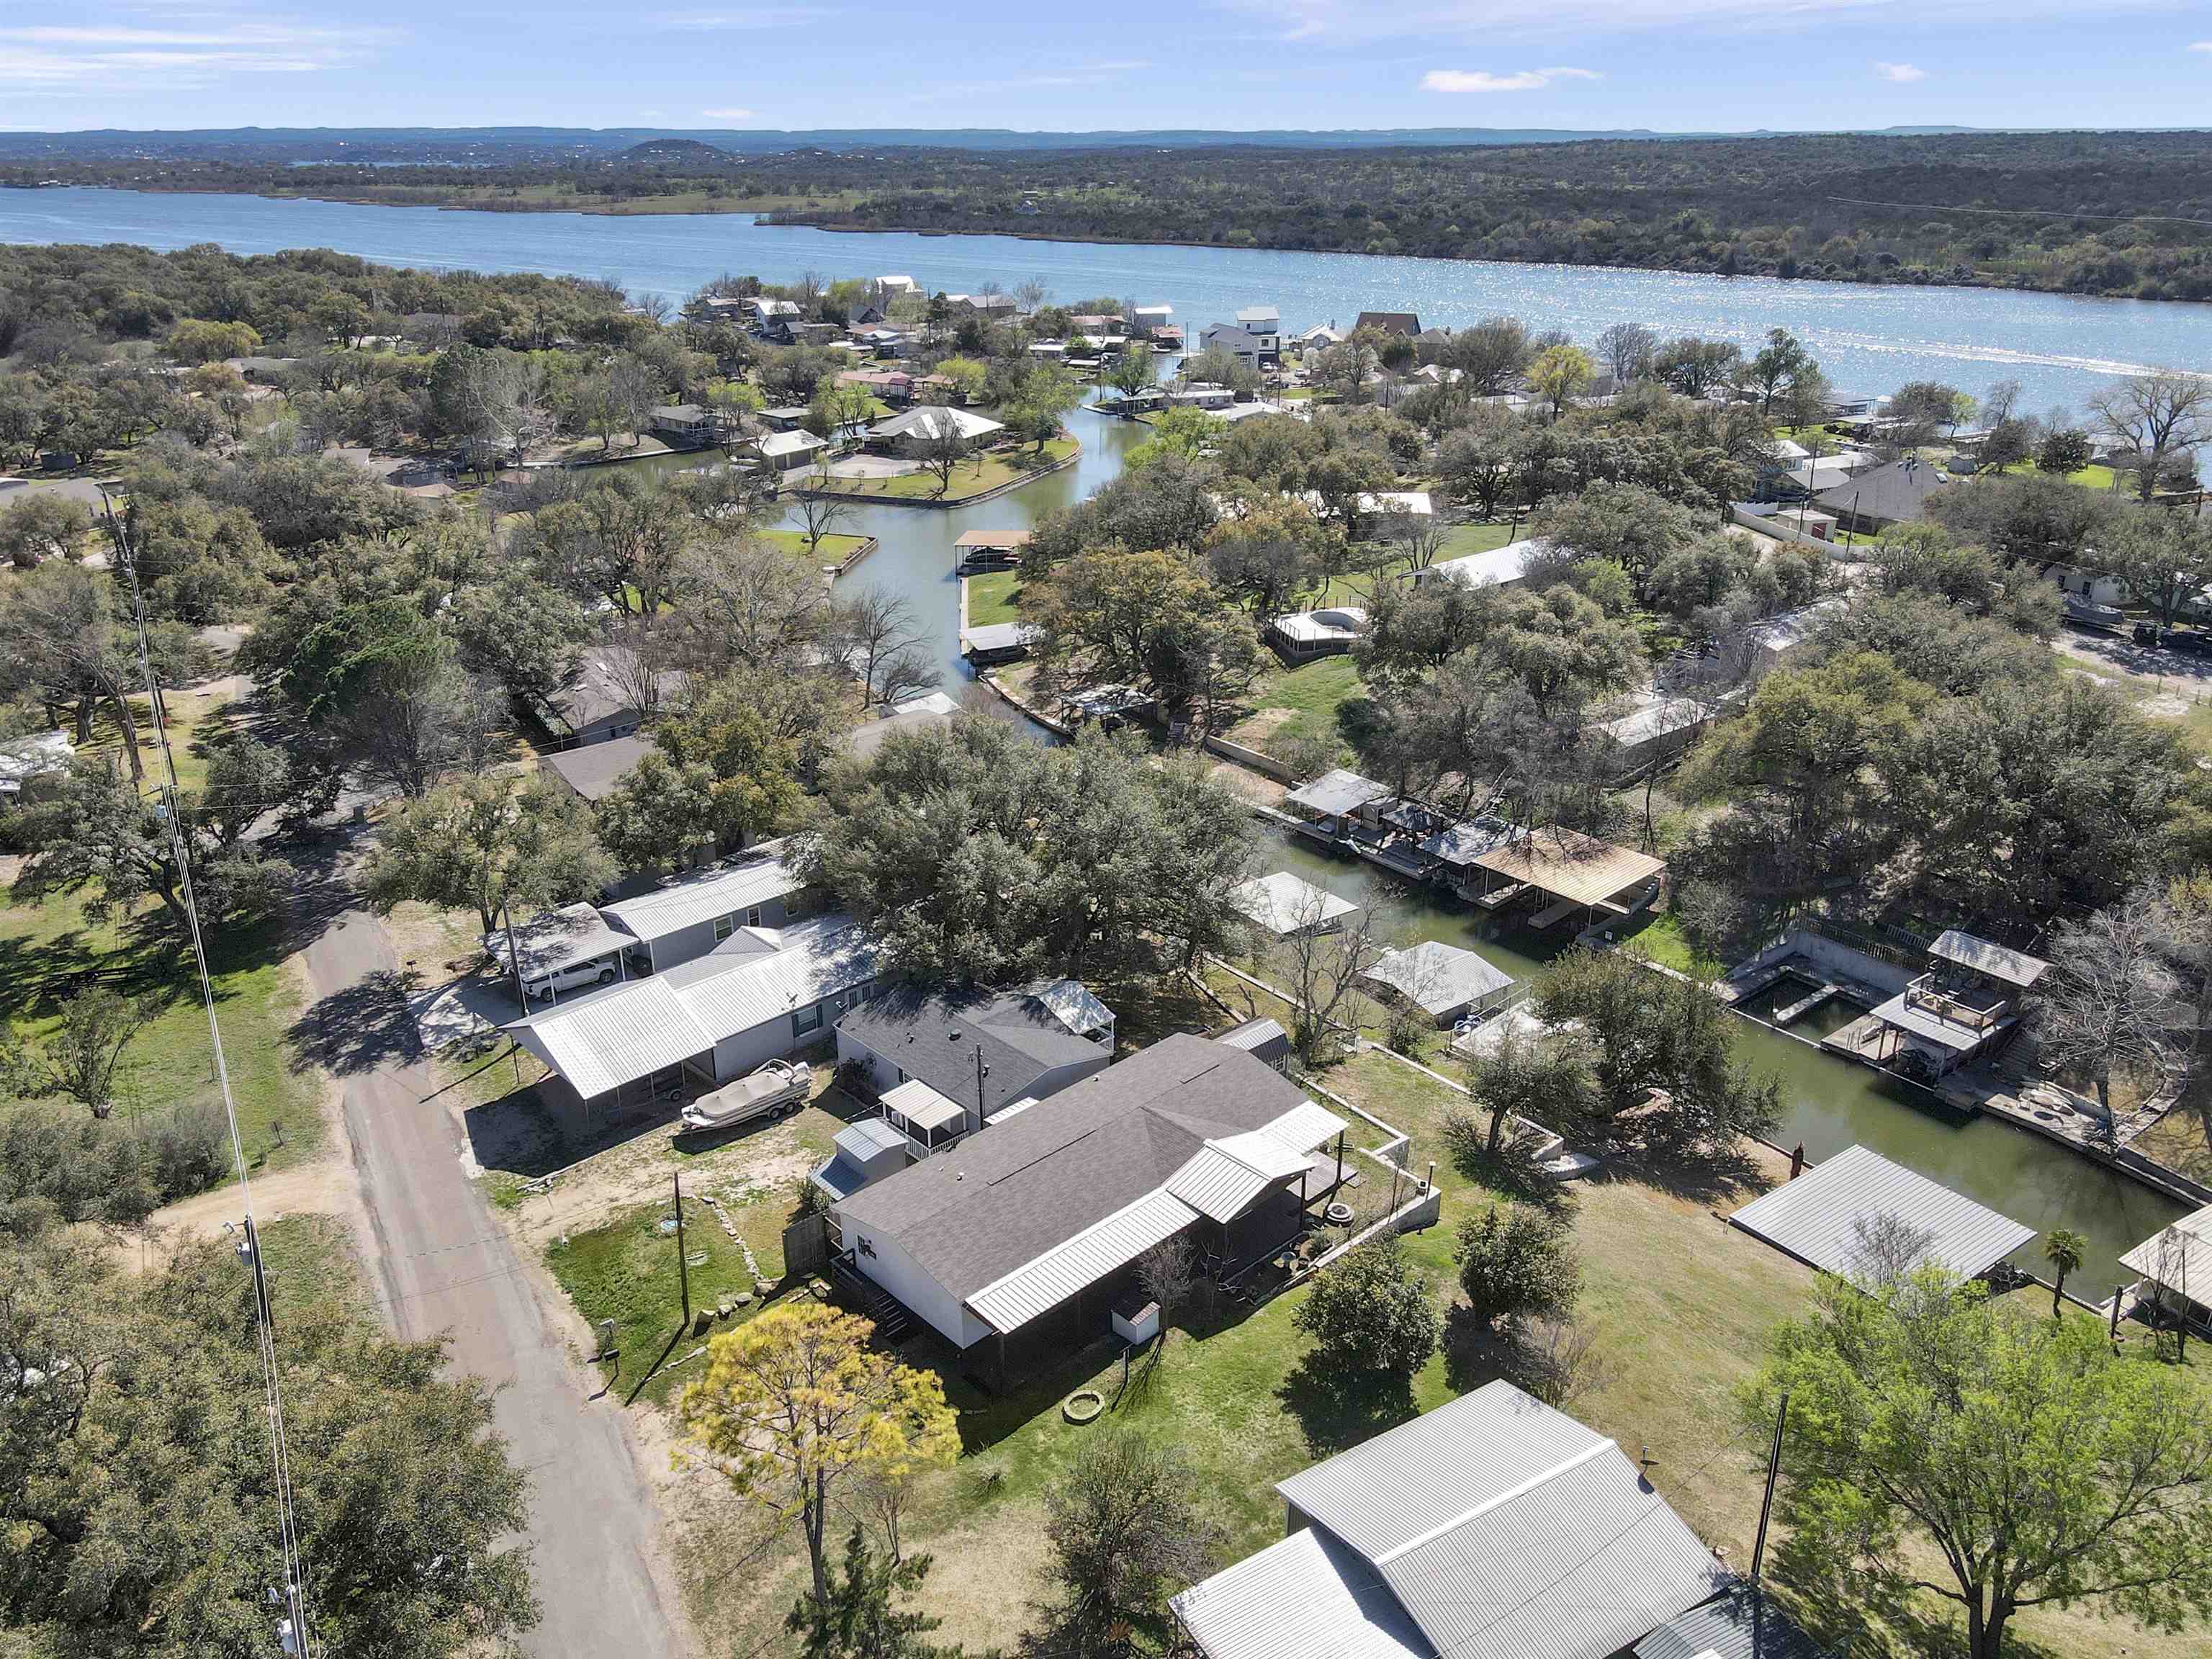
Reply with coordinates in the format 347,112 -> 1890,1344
2119,1204 -> 2212,1300
1362,942 -> 1514,1017
1729,1144 -> 2037,1283
1929,929 -> 2049,988
1230,871 -> 1359,936
1285,768 -> 1392,817
1470,829 -> 1665,907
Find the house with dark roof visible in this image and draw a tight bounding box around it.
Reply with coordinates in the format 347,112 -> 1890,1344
1354,311 -> 1421,337
831,1034 -> 1349,1375
1173,1381 -> 1733,1659
834,981 -> 1117,1151
539,732 -> 651,803
541,645 -> 684,747
1812,455 -> 1952,534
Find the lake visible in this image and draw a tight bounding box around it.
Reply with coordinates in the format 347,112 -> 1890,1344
6,185 -> 2211,416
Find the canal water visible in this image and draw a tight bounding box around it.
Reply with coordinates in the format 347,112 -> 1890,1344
7,185 -> 2211,414
1256,827 -> 2188,1298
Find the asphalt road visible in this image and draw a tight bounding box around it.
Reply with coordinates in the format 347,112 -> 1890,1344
301,899 -> 683,1658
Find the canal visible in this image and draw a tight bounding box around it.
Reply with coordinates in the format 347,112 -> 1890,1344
1255,827 -> 2189,1298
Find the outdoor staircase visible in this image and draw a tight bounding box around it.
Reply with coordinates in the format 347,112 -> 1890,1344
832,1259 -> 914,1343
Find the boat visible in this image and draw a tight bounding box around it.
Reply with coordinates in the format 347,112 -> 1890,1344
679,1059 -> 812,1131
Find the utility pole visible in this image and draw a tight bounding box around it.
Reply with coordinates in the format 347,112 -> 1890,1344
974,1046 -> 989,1125
673,1173 -> 691,1328
1750,1390 -> 1789,1582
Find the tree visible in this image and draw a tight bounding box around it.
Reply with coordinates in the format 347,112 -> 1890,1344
788,1527 -> 966,1659
1447,315 -> 1531,395
1102,341 -> 1156,399
2100,506 -> 2212,630
1745,1270 -> 2212,1659
0,558 -> 148,781
163,316 -> 261,364
2089,370 -> 2212,500
680,1303 -> 956,1606
0,493 -> 93,568
1594,321 -> 1657,387
1527,343 -> 1595,419
1890,379 -> 1965,446
1292,1235 -> 1439,1379
2032,888 -> 2188,1122
1653,336 -> 1743,399
1039,1431 -> 1223,1656
1454,1202 -> 1579,1329
1002,364 -> 1082,454
1135,1234 -> 1196,1347
2,986 -> 161,1119
672,518 -> 835,673
1202,493 -> 1331,616
1460,1025 -> 1597,1160
1437,421 -> 1516,520
833,588 -> 941,709
912,408 -> 971,498
362,773 -> 613,934
1749,328 -> 1817,416
0,1228 -> 538,1658
1280,902 -> 1384,1065
2044,1227 -> 2087,1317
449,566 -> 591,706
1027,546 -> 1256,714
2038,426 -> 2094,475
1529,479 -> 1700,586
796,462 -> 858,552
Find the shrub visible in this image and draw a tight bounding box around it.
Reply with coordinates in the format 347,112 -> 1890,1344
1292,1235 -> 1439,1379
1455,1202 -> 1580,1329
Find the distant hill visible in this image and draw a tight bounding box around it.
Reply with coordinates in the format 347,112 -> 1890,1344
0,122 -> 2074,166
608,138 -> 742,172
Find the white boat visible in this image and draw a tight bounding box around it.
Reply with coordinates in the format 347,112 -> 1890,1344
679,1059 -> 812,1131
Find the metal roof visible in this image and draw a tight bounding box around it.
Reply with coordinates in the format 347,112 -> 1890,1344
1420,536 -> 1553,591
1418,817 -> 1517,868
1174,1527 -> 1429,1659
1166,1130 -> 1313,1223
1231,871 -> 1359,936
1634,1588 -> 1832,1659
1929,929 -> 2049,988
1286,769 -> 1393,817
966,1187 -> 1197,1335
1236,1383 -> 1728,1659
1267,1098 -> 1350,1154
1363,943 -> 1514,1017
868,405 -> 1004,441
1729,1145 -> 2037,1283
486,902 -> 629,981
837,1118 -> 910,1160
598,852 -> 804,945
883,1078 -> 968,1133
662,917 -> 879,1038
1862,990 -> 1985,1053
1217,1016 -> 1287,1054
2119,1203 -> 2212,1297
508,978 -> 709,1100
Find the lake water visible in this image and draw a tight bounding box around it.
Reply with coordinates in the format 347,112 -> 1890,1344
6,185 -> 2211,416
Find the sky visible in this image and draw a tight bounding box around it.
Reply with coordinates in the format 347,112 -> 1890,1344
2,0 -> 2211,135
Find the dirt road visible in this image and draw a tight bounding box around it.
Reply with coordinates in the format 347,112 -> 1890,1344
300,902 -> 685,1658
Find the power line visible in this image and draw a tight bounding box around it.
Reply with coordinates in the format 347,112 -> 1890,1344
99,490 -> 320,1659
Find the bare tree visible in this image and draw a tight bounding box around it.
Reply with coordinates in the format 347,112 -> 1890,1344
2034,888 -> 2190,1125
914,409 -> 968,498
1378,502 -> 1447,574
601,613 -> 673,728
1013,275 -> 1050,314
1135,1235 -> 1197,1346
1593,322 -> 1656,387
2087,370 -> 2212,501
793,463 -> 856,553
2,986 -> 159,1118
1848,1210 -> 1937,1292
1280,897 -> 1385,1065
670,521 -> 834,673
832,588 -> 942,709
1514,1315 -> 1611,1410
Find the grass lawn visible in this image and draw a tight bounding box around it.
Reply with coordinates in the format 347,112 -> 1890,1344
1223,655 -> 1367,765
819,438 -> 1079,503
2000,459 -> 2122,492
0,879 -> 319,1172
76,680 -> 247,795
1614,910 -> 1724,981
258,1210 -> 368,1320
762,528 -> 873,566
965,570 -> 1023,626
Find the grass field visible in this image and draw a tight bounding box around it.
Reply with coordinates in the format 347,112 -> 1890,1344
762,528 -> 874,567
814,438 -> 1079,503
965,570 -> 1023,626
0,878 -> 319,1172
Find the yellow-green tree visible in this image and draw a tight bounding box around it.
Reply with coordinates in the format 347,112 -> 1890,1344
680,1304 -> 956,1604
1527,343 -> 1596,418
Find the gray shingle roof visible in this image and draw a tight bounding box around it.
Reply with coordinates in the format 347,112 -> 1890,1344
835,1034 -> 1313,1302
540,734 -> 651,802
835,985 -> 1107,1117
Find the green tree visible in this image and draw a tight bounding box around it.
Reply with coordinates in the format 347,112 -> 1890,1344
788,1527 -> 969,1659
932,356 -> 989,404
0,493 -> 93,569
1002,364 -> 1082,454
363,773 -> 613,934
1527,343 -> 1596,418
1039,1431 -> 1224,1656
1749,328 -> 1817,416
2037,426 -> 2094,475
163,316 -> 261,365
1102,341 -> 1156,399
1745,1271 -> 2212,1659
1454,1202 -> 1579,1329
2043,1227 -> 2087,1316
1292,1235 -> 1439,1380
680,1303 -> 956,1607
1529,480 -> 1701,586
2,986 -> 161,1119
1456,1025 -> 1597,1160
0,1228 -> 539,1658
449,566 -> 593,706
2099,506 -> 2212,630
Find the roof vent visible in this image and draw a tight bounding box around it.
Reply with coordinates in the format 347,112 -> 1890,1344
948,1029 -> 962,1041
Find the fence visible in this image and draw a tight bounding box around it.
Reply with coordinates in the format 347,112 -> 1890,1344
1200,732 -> 1299,783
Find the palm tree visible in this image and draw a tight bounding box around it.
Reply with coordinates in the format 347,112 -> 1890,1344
2044,1228 -> 2087,1318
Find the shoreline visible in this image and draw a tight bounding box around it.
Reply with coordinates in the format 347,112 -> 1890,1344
14,182 -> 2200,310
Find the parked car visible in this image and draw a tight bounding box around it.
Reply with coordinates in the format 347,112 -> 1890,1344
679,1059 -> 812,1132
523,958 -> 619,1001
2164,629 -> 2212,658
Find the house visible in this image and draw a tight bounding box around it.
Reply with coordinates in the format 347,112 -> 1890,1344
539,732 -> 651,804
1814,456 -> 1952,534
1746,597 -> 1845,680
1235,303 -> 1280,344
1166,381 -> 1237,411
1414,535 -> 1555,592
1729,1143 -> 2037,1285
1131,303 -> 1176,341
1353,310 -> 1420,336
830,1033 -> 1349,1371
1858,929 -> 2047,1082
1282,768 -> 1393,842
483,902 -> 629,1007
876,274 -> 918,297
1265,606 -> 1367,663
1362,940 -> 1516,1026
866,405 -> 1004,457
1593,690 -> 1724,779
1287,323 -> 1342,355
840,691 -> 962,763
742,428 -> 830,473
597,845 -> 814,974
835,981 -> 1117,1151
757,405 -> 811,432
744,297 -> 804,323
541,646 -> 683,747
647,404 -> 729,447
506,914 -> 881,1123
944,292 -> 1017,320
0,729 -> 73,796
837,368 -> 915,405
1230,871 -> 1359,937
1172,1381 -> 1732,1659
1781,451 -> 1873,495
2120,1204 -> 2212,1335
1199,321 -> 1273,370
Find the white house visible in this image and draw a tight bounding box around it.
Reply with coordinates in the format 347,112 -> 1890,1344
866,405 -> 1004,457
1235,304 -> 1280,353
597,845 -> 814,974
1413,535 -> 1555,591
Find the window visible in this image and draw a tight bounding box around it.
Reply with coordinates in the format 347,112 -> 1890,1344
713,914 -> 734,942
792,1002 -> 824,1038
746,906 -> 763,928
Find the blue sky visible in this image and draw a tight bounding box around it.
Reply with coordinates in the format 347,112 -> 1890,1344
2,0 -> 2210,134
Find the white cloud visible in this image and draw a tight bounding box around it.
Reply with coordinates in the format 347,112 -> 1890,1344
1874,60 -> 1926,81
1421,66 -> 1599,92
652,8 -> 831,29
701,107 -> 758,121
0,17 -> 394,91
2191,40 -> 2212,51
1234,0 -> 2159,43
